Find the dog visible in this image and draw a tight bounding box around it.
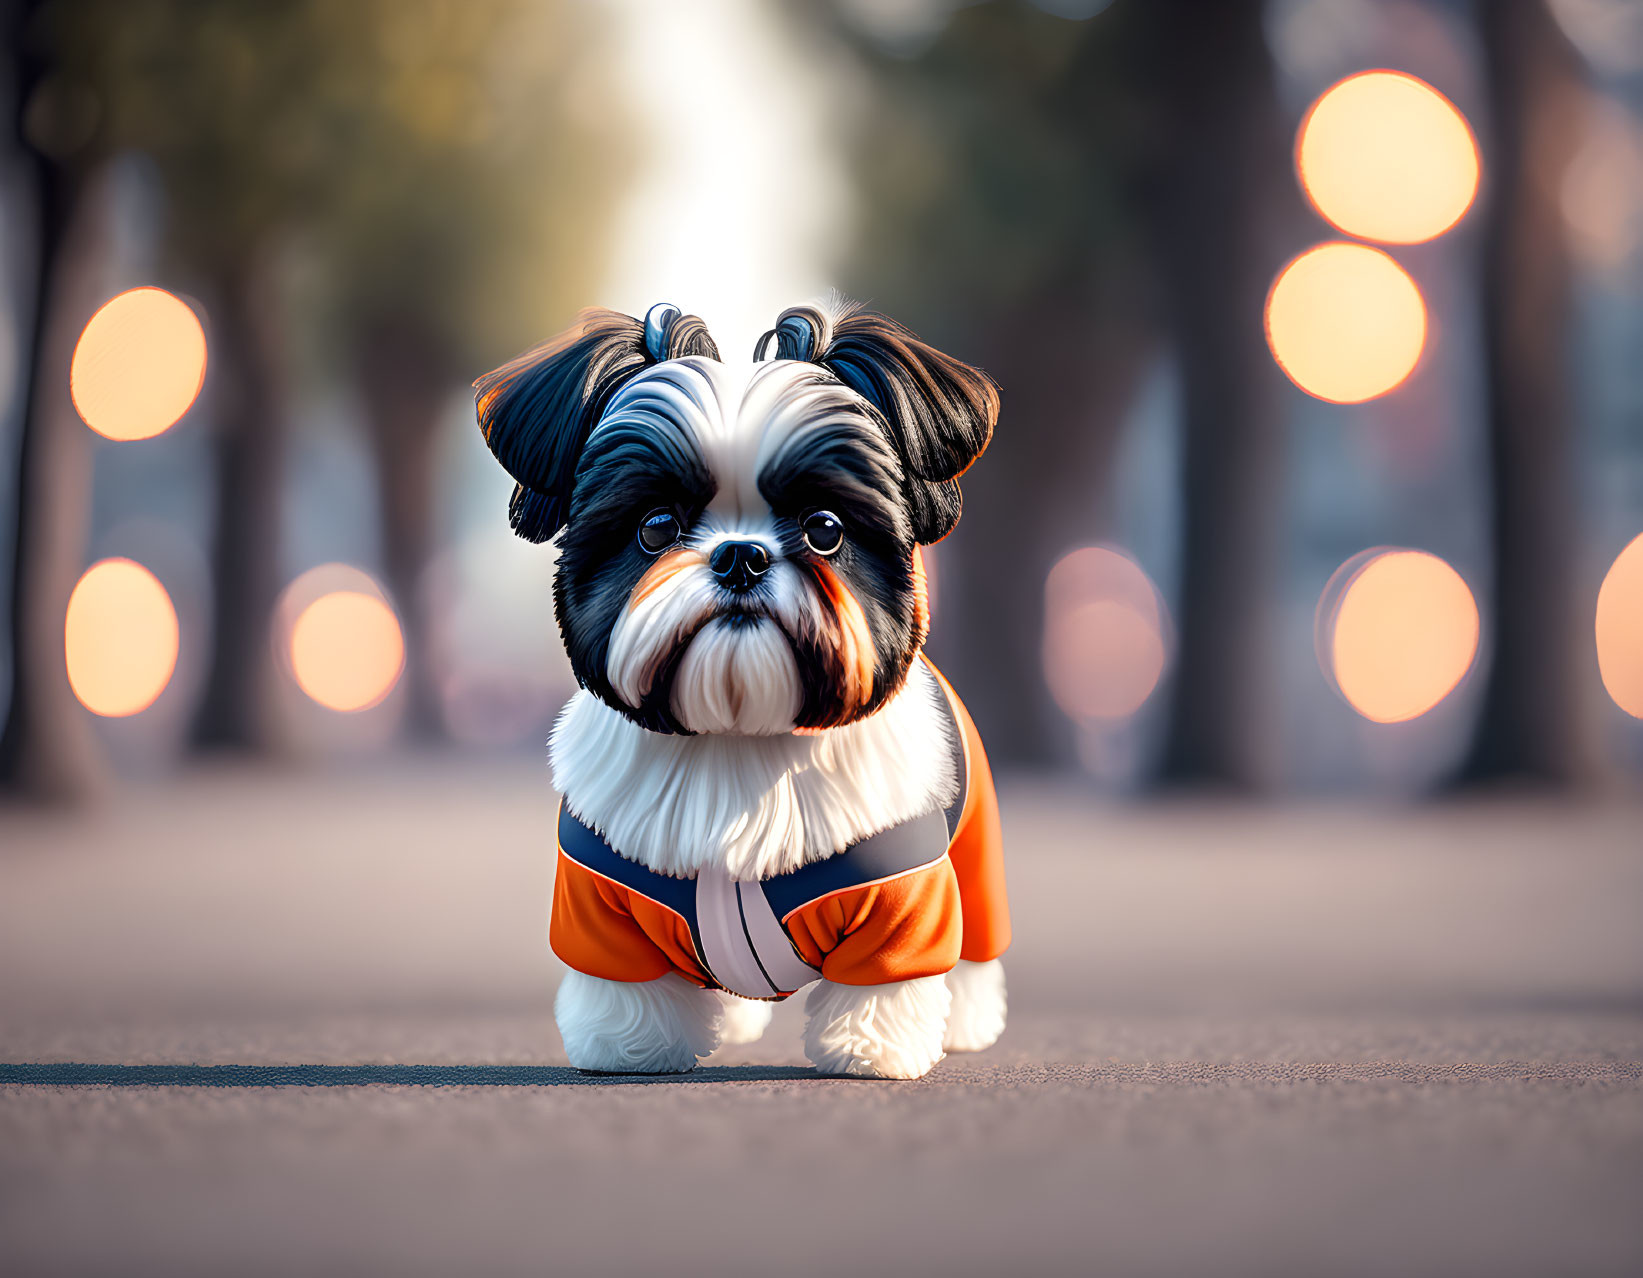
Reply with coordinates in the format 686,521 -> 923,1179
474,298 -> 1009,1079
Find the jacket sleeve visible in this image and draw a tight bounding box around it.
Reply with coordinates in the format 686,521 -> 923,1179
549,850 -> 674,983
926,663 -> 1012,959
783,858 -> 964,987
943,684 -> 1011,963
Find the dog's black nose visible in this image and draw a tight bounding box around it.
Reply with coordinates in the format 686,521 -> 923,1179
709,540 -> 770,592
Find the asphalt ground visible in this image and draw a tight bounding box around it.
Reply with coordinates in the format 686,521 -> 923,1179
2,761 -> 1640,1277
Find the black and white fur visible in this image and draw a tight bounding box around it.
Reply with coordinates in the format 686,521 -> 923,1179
477,299 -> 1003,1078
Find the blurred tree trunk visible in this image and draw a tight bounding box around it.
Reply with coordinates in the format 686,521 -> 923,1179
932,286 -> 1151,767
0,4 -> 107,802
190,254 -> 287,753
357,320 -> 452,741
1455,0 -> 1599,787
1130,0 -> 1289,791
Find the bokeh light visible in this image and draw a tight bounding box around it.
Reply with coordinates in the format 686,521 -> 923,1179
1316,549 -> 1479,724
1297,70 -> 1480,245
277,565 -> 405,714
290,592 -> 404,714
64,558 -> 180,717
1043,546 -> 1170,722
1562,98 -> 1643,270
70,287 -> 207,441
1265,243 -> 1427,404
1595,532 -> 1643,719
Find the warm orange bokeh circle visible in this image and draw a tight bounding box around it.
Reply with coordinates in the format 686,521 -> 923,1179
64,558 -> 180,717
70,287 -> 207,441
1596,533 -> 1643,719
1317,549 -> 1479,724
289,590 -> 405,713
1266,243 -> 1427,404
1298,70 -> 1480,245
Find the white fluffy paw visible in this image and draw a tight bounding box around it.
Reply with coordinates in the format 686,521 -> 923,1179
943,958 -> 1007,1052
718,993 -> 775,1046
555,970 -> 723,1073
803,975 -> 951,1080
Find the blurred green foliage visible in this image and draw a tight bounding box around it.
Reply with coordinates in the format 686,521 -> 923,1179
826,1 -> 1139,347
25,0 -> 634,750
36,0 -> 631,370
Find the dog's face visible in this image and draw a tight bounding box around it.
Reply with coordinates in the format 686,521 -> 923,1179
475,301 -> 996,736
556,357 -> 926,735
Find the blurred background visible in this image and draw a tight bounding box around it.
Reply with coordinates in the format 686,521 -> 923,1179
1,0 -> 1641,794
2,2 -> 1642,1276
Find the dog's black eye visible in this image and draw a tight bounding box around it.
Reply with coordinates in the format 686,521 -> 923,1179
801,509 -> 844,556
638,508 -> 682,554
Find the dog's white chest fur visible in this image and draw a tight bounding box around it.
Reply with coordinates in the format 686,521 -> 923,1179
550,659 -> 957,882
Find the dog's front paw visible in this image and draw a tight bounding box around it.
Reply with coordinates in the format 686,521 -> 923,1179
555,970 -> 722,1073
803,975 -> 951,1080
944,958 -> 1006,1052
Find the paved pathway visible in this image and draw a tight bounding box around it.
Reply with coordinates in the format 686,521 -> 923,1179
2,763 -> 1640,1276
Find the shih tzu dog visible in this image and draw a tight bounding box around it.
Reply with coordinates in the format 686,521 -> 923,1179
474,298 -> 1009,1079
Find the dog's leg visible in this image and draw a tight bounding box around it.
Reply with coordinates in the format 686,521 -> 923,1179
555,970 -> 723,1073
803,975 -> 951,1080
943,958 -> 1006,1052
718,993 -> 775,1046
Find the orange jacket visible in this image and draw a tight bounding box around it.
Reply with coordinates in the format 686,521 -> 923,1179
550,662 -> 1008,999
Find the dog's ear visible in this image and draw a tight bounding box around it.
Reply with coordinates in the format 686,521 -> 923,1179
756,302 -> 997,543
475,304 -> 720,542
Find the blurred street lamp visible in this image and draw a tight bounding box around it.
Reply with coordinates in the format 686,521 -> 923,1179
1317,548 -> 1479,724
1265,242 -> 1427,403
64,559 -> 180,717
1042,546 -> 1170,723
70,287 -> 206,441
275,565 -> 404,715
1297,70 -> 1480,245
1595,532 -> 1643,719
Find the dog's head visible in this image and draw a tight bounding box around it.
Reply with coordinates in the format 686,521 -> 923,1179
475,299 -> 996,736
